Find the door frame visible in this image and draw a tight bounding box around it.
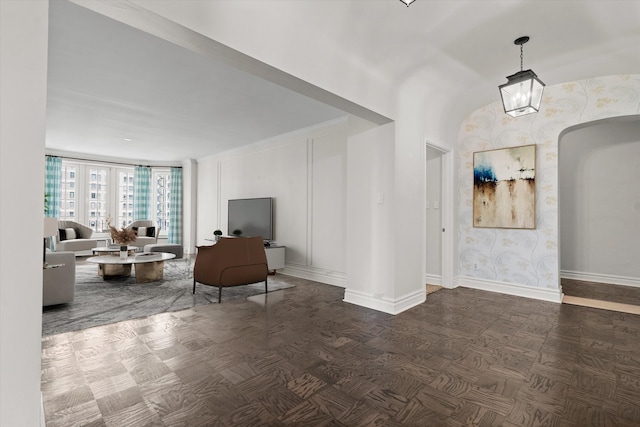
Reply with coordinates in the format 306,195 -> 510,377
425,138 -> 454,288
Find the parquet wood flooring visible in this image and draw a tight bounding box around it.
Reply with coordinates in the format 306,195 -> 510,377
42,275 -> 640,426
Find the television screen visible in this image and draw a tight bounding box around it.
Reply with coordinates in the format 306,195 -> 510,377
228,197 -> 273,240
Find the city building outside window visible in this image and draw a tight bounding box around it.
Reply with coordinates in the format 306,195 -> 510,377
56,160 -> 173,236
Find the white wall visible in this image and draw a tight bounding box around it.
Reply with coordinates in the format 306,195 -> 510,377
0,1 -> 49,425
457,75 -> 640,302
197,119 -> 349,285
560,119 -> 640,285
345,123 -> 397,309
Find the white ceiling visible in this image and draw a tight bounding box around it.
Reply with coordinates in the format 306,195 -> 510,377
46,0 -> 640,163
46,0 -> 349,162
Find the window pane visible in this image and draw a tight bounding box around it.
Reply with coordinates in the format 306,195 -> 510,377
86,168 -> 108,232
60,165 -> 77,221
118,170 -> 135,228
153,171 -> 171,233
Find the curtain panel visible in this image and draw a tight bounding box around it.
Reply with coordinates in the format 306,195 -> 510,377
168,167 -> 182,244
133,166 -> 151,221
44,156 -> 61,218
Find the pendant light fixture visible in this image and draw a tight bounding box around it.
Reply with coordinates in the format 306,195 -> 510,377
399,0 -> 416,6
499,36 -> 545,118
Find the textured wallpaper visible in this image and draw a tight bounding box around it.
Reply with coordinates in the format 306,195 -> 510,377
457,74 -> 640,290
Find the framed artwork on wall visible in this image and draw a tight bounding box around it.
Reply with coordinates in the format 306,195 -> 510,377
473,144 -> 536,229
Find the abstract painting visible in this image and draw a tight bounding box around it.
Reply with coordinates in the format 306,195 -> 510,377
473,144 -> 536,229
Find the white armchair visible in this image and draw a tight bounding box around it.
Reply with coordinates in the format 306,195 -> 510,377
56,220 -> 98,253
126,220 -> 158,249
43,251 -> 75,306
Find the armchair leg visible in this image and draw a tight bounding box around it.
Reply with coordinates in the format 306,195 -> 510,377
193,278 -> 196,294
265,276 -> 268,294
218,286 -> 222,303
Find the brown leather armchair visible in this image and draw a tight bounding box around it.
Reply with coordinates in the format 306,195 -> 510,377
193,236 -> 269,302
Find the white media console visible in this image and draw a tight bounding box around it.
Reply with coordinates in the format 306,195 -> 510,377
265,245 -> 285,270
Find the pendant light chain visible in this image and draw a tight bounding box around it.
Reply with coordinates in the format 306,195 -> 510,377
520,44 -> 524,72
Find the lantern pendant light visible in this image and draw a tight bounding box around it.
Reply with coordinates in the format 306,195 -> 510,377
499,36 -> 545,118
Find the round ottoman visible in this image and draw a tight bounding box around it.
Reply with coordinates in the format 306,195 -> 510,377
143,243 -> 183,259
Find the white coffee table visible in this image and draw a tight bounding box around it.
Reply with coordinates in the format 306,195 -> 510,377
86,252 -> 176,283
92,245 -> 138,256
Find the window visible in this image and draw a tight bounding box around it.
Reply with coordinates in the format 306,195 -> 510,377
56,161 -> 113,232
86,167 -> 108,231
117,170 -> 135,228
153,170 -> 171,235
53,160 -> 176,235
59,165 -> 77,221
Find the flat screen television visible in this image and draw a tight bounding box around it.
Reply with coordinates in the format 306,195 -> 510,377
227,197 -> 273,241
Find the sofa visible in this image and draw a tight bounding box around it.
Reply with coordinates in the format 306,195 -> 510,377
43,250 -> 75,306
126,220 -> 158,250
193,236 -> 269,302
56,220 -> 98,253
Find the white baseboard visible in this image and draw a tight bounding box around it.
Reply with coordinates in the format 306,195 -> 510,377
343,287 -> 426,315
424,273 -> 442,286
457,276 -> 563,303
279,264 -> 347,288
561,270 -> 640,288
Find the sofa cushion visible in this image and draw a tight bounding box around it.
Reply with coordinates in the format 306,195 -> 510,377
65,228 -> 77,240
133,226 -> 155,238
56,238 -> 98,253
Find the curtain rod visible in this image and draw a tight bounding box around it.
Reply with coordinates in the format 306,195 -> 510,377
47,155 -> 182,169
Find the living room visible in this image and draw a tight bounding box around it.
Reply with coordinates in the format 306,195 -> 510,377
3,1 -> 640,426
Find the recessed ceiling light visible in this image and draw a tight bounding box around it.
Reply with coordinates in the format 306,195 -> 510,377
123,138 -> 132,142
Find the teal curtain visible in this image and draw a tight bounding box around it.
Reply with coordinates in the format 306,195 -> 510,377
168,167 -> 182,244
133,166 -> 151,220
44,156 -> 61,218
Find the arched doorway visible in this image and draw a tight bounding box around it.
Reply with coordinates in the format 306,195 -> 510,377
559,116 -> 640,311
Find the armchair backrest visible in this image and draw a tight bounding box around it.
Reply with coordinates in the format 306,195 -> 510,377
194,237 -> 268,287
57,220 -> 93,240
126,220 -> 154,230
126,220 -> 158,243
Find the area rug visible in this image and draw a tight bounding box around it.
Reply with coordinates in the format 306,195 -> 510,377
42,258 -> 294,336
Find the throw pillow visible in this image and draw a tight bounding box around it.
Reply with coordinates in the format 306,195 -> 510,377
58,228 -> 67,241
65,227 -> 77,240
137,226 -> 147,237
146,226 -> 155,237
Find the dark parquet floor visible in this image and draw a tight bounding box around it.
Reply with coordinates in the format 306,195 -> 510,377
41,275 -> 640,426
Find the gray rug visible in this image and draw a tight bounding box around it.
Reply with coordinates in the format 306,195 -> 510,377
42,258 -> 294,336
